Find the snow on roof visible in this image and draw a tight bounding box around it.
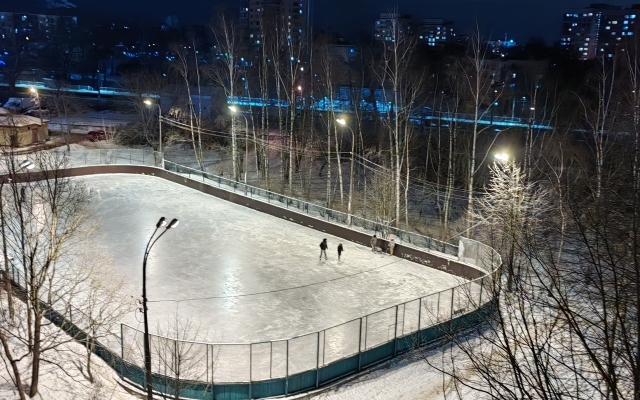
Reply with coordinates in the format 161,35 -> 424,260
0,114 -> 44,128
0,108 -> 10,116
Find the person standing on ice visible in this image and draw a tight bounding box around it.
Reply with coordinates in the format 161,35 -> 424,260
319,238 -> 328,260
337,243 -> 344,260
370,234 -> 377,252
388,238 -> 396,255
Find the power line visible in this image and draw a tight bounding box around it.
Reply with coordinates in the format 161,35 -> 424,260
148,256 -> 403,304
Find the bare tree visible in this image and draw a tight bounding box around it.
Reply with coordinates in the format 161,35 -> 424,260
209,13 -> 242,179
152,313 -> 210,398
0,150 -> 94,397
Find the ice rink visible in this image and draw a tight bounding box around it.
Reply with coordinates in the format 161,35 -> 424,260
80,174 -> 464,345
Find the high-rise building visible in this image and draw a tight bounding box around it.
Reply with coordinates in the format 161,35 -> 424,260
418,18 -> 454,47
239,0 -> 311,47
374,12 -> 413,43
561,4 -> 639,60
0,12 -> 77,46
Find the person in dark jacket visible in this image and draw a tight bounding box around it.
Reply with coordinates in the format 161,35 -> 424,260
319,238 -> 328,260
337,243 -> 344,260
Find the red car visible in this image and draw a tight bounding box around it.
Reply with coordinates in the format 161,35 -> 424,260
87,130 -> 107,141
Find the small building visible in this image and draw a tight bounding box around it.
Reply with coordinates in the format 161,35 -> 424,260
0,108 -> 49,147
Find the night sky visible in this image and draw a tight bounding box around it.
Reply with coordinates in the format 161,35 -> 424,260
18,0 -> 638,44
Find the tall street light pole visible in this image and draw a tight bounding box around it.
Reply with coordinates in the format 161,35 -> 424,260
229,106 -> 249,188
336,118 -> 356,226
142,216 -> 179,400
144,100 -> 163,168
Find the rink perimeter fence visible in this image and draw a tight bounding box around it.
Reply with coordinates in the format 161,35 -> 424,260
2,148 -> 502,400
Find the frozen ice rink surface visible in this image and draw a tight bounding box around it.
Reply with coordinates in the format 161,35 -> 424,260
80,174 -> 465,344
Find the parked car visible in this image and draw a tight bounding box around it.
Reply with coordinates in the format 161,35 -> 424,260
87,130 -> 107,141
24,109 -> 50,118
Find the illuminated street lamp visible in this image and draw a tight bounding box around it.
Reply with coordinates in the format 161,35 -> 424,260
144,100 -> 163,168
494,152 -> 510,163
336,118 -> 356,226
142,217 -> 179,400
29,87 -> 44,128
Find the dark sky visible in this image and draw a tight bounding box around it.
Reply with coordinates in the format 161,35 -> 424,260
20,0 -> 639,44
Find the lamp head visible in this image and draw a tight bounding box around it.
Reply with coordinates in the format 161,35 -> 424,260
30,87 -> 37,94
144,99 -> 152,106
494,152 -> 509,163
156,217 -> 167,228
228,105 -> 238,113
19,160 -> 34,170
336,118 -> 346,126
167,218 -> 179,229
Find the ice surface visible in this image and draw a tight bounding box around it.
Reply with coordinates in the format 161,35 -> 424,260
80,174 -> 465,346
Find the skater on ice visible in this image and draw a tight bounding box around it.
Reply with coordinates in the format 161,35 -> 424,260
337,243 -> 344,260
319,238 -> 328,260
388,238 -> 396,255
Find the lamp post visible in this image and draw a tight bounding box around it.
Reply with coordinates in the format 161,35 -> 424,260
142,216 -> 179,400
0,159 -> 34,319
144,100 -> 163,168
229,106 -> 249,188
336,118 -> 356,226
29,87 -> 44,131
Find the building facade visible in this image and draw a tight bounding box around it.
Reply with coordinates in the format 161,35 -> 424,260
0,11 -> 77,48
418,18 -> 455,47
374,12 -> 413,43
561,4 -> 639,60
239,0 -> 311,47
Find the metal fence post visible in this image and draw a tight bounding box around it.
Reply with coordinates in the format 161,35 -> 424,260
120,324 -> 124,377
285,340 -> 289,395
401,303 -> 406,336
393,305 -> 399,357
316,331 -> 320,387
249,344 -> 253,399
450,287 -> 455,319
174,340 -> 178,375
364,315 -> 368,350
417,297 -> 422,333
436,292 -> 441,323
357,318 -> 363,371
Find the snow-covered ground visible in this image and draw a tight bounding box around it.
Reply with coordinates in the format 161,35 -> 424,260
47,112 -> 137,134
